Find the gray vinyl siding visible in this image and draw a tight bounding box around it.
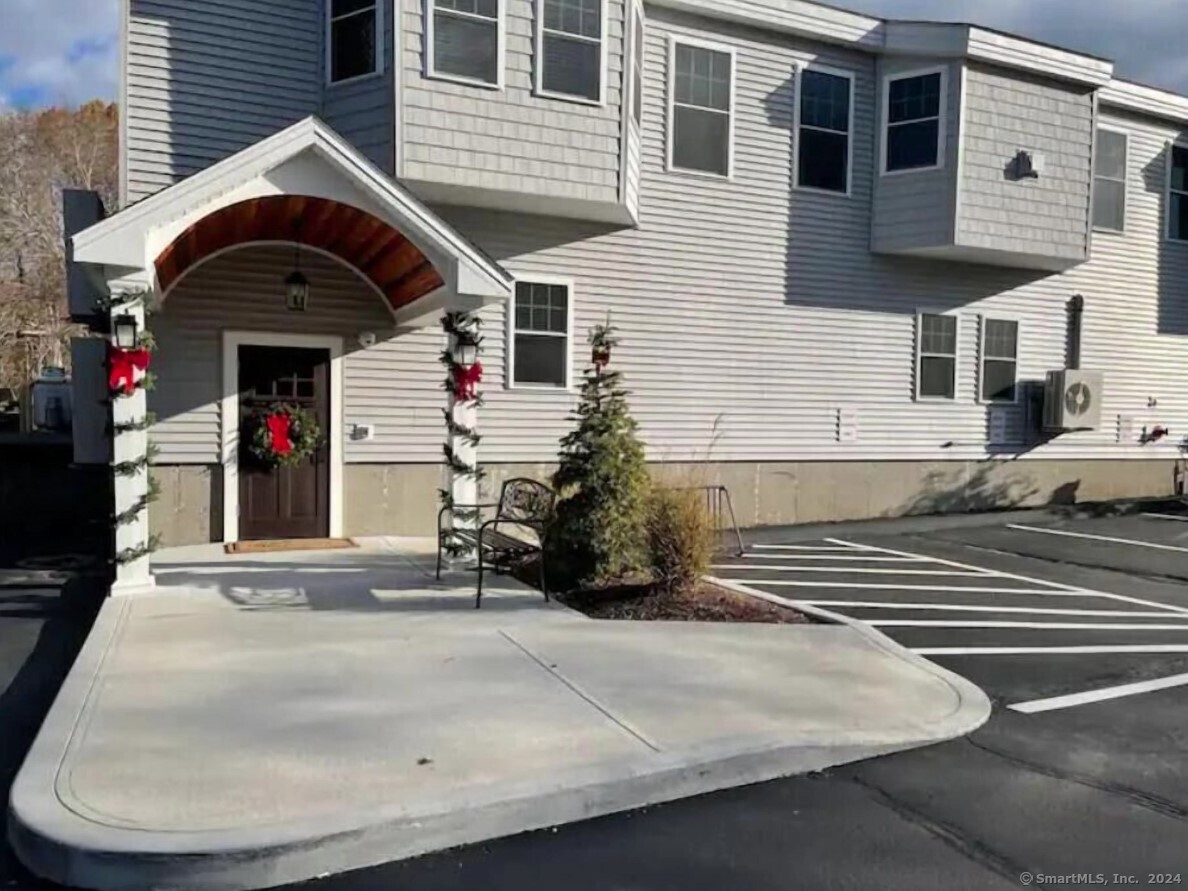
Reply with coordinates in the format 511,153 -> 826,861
398,0 -> 623,205
125,0 -> 323,204
322,4 -> 395,174
870,58 -> 961,254
956,63 -> 1093,263
150,247 -> 395,464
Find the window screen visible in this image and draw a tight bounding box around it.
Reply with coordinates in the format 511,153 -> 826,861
981,319 -> 1018,403
798,69 -> 850,193
886,72 -> 942,173
1093,129 -> 1127,232
433,0 -> 500,85
671,42 -> 732,176
917,313 -> 957,400
329,0 -> 378,83
513,282 -> 570,387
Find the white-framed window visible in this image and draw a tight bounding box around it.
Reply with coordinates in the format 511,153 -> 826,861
796,65 -> 853,194
1093,127 -> 1127,233
508,278 -> 573,389
426,0 -> 503,88
883,68 -> 946,175
980,318 -> 1019,403
327,0 -> 381,85
915,312 -> 958,401
630,5 -> 645,125
667,37 -> 734,178
536,0 -> 606,103
1167,143 -> 1188,242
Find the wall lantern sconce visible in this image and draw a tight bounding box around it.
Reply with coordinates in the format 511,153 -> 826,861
455,335 -> 479,369
112,313 -> 139,349
285,244 -> 310,313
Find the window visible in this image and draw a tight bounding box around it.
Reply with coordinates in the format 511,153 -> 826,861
669,39 -> 733,177
916,313 -> 957,400
510,280 -> 571,388
328,0 -> 380,84
884,70 -> 944,174
797,68 -> 852,193
1168,144 -> 1188,242
537,0 -> 604,102
1093,128 -> 1127,232
981,319 -> 1018,403
631,7 -> 644,124
429,0 -> 501,87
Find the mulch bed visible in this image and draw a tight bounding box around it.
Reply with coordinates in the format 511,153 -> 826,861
559,579 -> 814,625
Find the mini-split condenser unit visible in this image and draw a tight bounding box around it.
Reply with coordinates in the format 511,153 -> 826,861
1043,369 -> 1104,432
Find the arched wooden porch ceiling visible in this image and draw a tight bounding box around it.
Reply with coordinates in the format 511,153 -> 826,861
154,196 -> 445,311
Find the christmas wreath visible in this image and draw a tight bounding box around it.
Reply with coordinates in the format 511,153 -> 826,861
247,404 -> 322,468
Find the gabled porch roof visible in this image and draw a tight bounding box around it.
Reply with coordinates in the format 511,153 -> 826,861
73,117 -> 514,323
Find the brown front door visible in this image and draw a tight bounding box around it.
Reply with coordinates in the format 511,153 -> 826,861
238,345 -> 330,541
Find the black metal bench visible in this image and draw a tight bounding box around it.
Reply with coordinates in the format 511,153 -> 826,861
435,478 -> 556,608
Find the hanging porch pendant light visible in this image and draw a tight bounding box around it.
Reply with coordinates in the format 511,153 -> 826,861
285,243 -> 309,312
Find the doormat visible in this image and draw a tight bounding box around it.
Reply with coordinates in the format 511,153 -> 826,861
224,538 -> 358,554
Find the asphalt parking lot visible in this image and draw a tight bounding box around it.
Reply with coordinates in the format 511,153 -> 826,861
293,505 -> 1188,891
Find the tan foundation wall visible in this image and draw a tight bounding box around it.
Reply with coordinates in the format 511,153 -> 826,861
150,459 -> 1182,546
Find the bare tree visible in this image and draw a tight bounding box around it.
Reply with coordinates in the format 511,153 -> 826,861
0,101 -> 118,389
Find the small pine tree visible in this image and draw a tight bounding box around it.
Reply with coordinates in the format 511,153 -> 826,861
549,325 -> 649,586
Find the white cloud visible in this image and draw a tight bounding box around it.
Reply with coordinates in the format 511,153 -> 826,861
0,0 -> 118,108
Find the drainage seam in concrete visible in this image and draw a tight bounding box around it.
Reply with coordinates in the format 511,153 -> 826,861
497,629 -> 662,753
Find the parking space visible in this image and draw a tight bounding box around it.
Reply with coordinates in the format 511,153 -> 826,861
711,518 -> 1188,705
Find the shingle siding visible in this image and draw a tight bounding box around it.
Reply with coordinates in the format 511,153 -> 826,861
322,4 -> 396,174
956,63 -> 1093,262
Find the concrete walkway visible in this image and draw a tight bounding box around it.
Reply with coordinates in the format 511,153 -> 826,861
8,539 -> 990,891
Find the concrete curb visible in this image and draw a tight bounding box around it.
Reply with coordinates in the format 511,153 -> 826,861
9,589 -> 992,891
707,575 -> 993,740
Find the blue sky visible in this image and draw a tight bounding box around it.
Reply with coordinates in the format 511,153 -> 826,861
1,0 -> 1187,110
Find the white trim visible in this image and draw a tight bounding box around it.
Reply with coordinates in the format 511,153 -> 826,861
881,65 -> 948,176
1091,124 -> 1128,234
534,0 -> 609,106
630,1 -> 645,128
1009,672 -> 1188,714
506,274 -> 576,391
221,331 -> 345,545
666,34 -> 736,180
326,0 -> 384,87
424,0 -> 505,90
953,62 -> 967,235
978,315 -> 1020,405
118,0 -> 130,209
1165,139 -> 1188,243
792,62 -> 854,197
914,309 -> 959,402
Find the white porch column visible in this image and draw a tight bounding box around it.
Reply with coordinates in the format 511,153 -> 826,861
108,273 -> 156,595
444,314 -> 482,563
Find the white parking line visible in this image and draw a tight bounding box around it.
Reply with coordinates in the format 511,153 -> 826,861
737,554 -> 924,562
1007,524 -> 1188,554
826,538 -> 1188,617
711,565 -> 986,576
913,645 -> 1188,655
800,601 -> 1184,618
1141,513 -> 1188,523
871,620 -> 1188,630
732,580 -> 1086,594
751,544 -> 867,551
1008,672 -> 1188,713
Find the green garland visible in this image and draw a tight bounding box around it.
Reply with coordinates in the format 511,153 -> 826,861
439,311 -> 484,557
245,404 -> 323,468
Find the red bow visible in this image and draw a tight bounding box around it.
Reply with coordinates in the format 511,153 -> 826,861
107,344 -> 152,396
266,413 -> 294,455
452,362 -> 484,401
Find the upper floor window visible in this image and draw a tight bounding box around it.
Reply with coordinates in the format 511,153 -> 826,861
1168,144 -> 1188,242
884,69 -> 945,174
510,280 -> 572,388
328,0 -> 380,84
631,7 -> 644,125
916,312 -> 957,400
1093,128 -> 1127,233
537,0 -> 604,102
428,0 -> 502,87
797,68 -> 852,194
980,318 -> 1019,403
668,39 -> 734,178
